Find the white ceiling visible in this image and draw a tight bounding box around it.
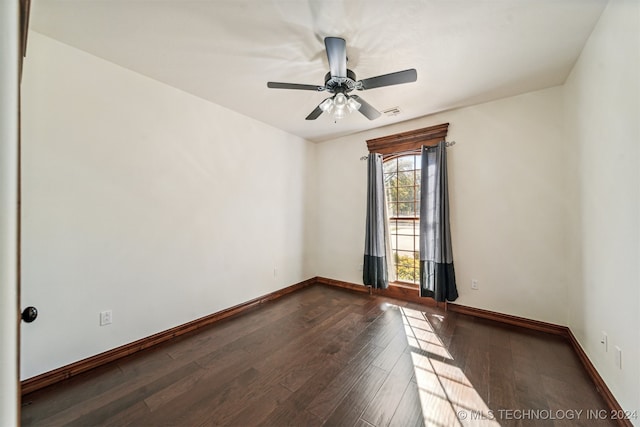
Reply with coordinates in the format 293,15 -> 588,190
30,0 -> 607,142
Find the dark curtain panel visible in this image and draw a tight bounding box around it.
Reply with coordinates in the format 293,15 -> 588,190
363,154 -> 388,289
419,142 -> 458,301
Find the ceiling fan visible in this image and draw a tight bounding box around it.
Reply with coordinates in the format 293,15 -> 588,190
267,37 -> 417,121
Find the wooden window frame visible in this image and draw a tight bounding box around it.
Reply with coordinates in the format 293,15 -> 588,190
366,123 -> 449,155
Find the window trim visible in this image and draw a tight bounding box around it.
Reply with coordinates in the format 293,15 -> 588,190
366,123 -> 449,155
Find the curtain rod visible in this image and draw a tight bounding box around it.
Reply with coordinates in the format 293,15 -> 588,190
360,140 -> 457,160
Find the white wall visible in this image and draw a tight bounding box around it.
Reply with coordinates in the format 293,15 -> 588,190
0,0 -> 20,424
20,32 -> 315,379
564,0 -> 640,416
315,86 -> 570,325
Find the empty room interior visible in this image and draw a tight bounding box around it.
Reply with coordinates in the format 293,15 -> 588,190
2,0 -> 639,425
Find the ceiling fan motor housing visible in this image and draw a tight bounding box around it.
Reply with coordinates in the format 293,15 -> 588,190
324,69 -> 359,93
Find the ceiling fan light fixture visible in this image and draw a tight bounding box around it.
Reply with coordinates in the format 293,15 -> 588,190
331,93 -> 349,120
347,97 -> 361,112
334,93 -> 347,107
319,98 -> 334,113
333,107 -> 347,120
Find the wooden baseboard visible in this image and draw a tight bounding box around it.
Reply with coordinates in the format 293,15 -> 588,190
566,330 -> 633,427
317,277 -> 565,335
315,276 -> 371,294
20,277 -> 316,395
316,276 -> 441,307
373,283 -> 440,307
446,303 -> 569,337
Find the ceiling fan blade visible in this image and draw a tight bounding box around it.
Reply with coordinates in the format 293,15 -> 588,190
358,69 -> 417,90
350,95 -> 381,120
305,104 -> 324,120
267,82 -> 325,91
324,37 -> 347,78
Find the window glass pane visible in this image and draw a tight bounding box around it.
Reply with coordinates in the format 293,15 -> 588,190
384,173 -> 396,190
397,171 -> 414,186
396,220 -> 414,235
384,172 -> 396,183
383,158 -> 398,174
397,186 -> 415,202
397,251 -> 414,260
396,235 -> 414,252
388,202 -> 398,217
398,202 -> 414,217
386,186 -> 398,203
395,251 -> 415,282
398,156 -> 414,171
413,155 -> 422,170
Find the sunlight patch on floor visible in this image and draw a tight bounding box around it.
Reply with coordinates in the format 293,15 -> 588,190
400,307 -> 500,427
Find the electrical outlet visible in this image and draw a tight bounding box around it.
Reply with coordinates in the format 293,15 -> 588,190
615,346 -> 622,369
600,332 -> 608,352
100,310 -> 112,326
471,279 -> 479,290
358,264 -> 363,271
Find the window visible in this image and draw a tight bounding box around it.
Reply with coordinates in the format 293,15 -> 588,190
366,122 -> 450,287
384,153 -> 421,284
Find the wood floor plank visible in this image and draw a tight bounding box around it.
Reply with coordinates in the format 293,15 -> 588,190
142,365 -> 262,426
258,359 -> 345,426
100,401 -> 150,427
354,418 -> 376,427
20,363 -> 126,425
487,343 -> 518,410
142,363 -> 208,412
259,300 -> 394,425
372,328 -> 409,371
360,350 -> 416,427
306,342 -> 386,421
222,383 -> 292,426
388,380 -> 426,427
256,306 -> 361,391
461,343 -> 491,407
165,293 -> 308,361
323,365 -> 388,426
24,354 -> 189,426
63,361 -> 201,427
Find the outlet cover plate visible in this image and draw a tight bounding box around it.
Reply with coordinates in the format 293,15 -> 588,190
100,310 -> 112,326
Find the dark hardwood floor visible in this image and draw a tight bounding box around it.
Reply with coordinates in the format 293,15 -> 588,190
21,285 -> 616,426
